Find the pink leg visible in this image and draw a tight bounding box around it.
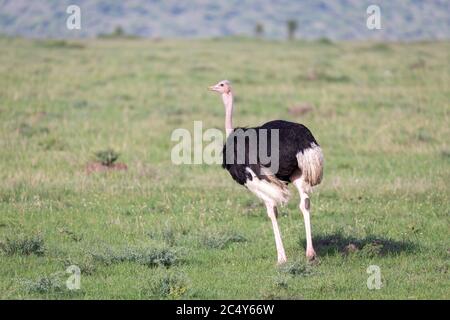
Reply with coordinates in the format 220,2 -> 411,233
291,177 -> 316,261
265,202 -> 287,265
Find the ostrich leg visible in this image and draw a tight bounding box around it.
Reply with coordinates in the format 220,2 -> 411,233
291,176 -> 316,261
265,202 -> 287,264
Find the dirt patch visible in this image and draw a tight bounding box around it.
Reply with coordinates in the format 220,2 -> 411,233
343,243 -> 359,255
85,162 -> 128,174
410,59 -> 426,70
288,103 -> 314,116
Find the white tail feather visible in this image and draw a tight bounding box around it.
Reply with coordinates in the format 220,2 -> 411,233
245,168 -> 290,206
296,143 -> 324,192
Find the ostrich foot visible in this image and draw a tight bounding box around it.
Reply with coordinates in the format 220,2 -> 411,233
306,248 -> 317,262
277,255 -> 287,265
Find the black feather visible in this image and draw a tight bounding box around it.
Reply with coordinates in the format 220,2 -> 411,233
222,120 -> 319,185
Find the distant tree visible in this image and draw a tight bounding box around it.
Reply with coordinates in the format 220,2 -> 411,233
112,26 -> 125,37
287,20 -> 298,40
254,23 -> 264,38
97,25 -> 139,39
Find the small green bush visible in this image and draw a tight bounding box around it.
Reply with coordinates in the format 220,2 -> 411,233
371,43 -> 391,52
63,257 -> 97,275
273,274 -> 289,289
22,274 -> 64,294
358,242 -> 384,258
146,271 -> 190,299
160,225 -> 179,247
18,123 -> 49,138
95,149 -> 119,166
201,231 -> 247,249
91,246 -> 179,267
278,260 -> 315,277
0,234 -> 45,256
316,37 -> 334,45
35,40 -> 84,49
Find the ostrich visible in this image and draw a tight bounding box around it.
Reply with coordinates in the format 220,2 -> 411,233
208,80 -> 324,264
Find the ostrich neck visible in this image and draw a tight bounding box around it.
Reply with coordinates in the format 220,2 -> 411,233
222,92 -> 234,138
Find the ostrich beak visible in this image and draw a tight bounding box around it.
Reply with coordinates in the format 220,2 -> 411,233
208,84 -> 220,92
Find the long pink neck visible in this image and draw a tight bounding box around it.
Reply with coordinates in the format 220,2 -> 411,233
222,92 -> 234,138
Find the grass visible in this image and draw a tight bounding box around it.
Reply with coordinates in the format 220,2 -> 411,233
0,37 -> 449,299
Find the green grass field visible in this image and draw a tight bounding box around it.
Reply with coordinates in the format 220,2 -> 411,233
0,37 -> 449,299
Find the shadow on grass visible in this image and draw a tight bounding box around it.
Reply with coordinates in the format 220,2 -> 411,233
303,232 -> 417,257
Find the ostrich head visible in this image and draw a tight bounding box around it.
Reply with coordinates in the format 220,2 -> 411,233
208,80 -> 232,94
208,80 -> 234,136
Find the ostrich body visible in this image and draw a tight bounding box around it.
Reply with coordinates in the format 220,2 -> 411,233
208,80 -> 324,264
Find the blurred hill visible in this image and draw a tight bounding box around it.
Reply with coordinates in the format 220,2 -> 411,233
0,0 -> 449,40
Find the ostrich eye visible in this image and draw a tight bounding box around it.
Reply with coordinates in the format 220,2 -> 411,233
220,83 -> 224,87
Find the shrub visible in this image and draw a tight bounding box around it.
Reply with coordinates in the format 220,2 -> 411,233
63,257 -> 97,275
278,260 -> 315,277
371,43 -> 391,52
138,248 -> 179,267
273,274 -> 289,289
59,228 -> 83,242
35,40 -> 84,49
0,234 -> 45,256
38,136 -> 65,151
316,37 -> 334,45
95,149 -> 119,166
358,242 -> 384,258
201,231 -> 247,249
91,246 -> 180,267
22,274 -> 64,294
148,225 -> 177,247
146,271 -> 190,299
18,123 -> 49,138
